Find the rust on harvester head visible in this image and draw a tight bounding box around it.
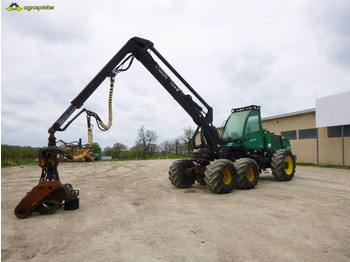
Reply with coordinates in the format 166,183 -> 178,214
14,132 -> 80,219
14,181 -> 79,219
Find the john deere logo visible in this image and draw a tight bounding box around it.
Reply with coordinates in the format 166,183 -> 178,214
6,3 -> 22,11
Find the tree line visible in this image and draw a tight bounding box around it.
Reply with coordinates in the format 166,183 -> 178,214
101,126 -> 195,159
1,126 -> 195,162
1,145 -> 41,163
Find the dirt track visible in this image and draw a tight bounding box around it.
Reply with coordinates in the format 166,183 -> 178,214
2,160 -> 350,262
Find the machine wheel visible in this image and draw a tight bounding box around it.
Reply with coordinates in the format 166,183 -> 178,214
271,149 -> 296,181
169,160 -> 195,188
234,158 -> 259,189
64,197 -> 80,210
204,159 -> 236,194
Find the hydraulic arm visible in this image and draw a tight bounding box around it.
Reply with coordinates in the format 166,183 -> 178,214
50,37 -> 220,146
15,37 -> 221,218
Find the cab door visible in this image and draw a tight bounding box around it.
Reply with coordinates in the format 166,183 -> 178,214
242,110 -> 264,150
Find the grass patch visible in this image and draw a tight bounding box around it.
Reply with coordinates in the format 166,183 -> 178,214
114,154 -> 192,161
1,161 -> 38,168
297,162 -> 350,169
1,154 -> 192,167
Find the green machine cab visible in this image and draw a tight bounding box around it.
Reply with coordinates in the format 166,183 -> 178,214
221,105 -> 291,151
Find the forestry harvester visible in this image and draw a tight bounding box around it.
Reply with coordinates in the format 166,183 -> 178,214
15,37 -> 295,218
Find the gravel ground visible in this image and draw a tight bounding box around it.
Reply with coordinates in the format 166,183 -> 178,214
2,160 -> 350,262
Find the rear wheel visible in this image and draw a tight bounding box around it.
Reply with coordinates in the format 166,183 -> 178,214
234,158 -> 259,189
204,159 -> 236,194
271,149 -> 296,181
169,160 -> 195,188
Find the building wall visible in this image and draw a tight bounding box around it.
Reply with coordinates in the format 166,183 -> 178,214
318,127 -> 350,166
262,112 -> 349,166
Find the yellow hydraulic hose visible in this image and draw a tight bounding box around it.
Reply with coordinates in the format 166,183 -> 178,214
98,79 -> 114,131
71,78 -> 114,162
72,126 -> 93,162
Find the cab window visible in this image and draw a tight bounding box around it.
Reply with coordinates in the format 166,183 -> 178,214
245,111 -> 260,136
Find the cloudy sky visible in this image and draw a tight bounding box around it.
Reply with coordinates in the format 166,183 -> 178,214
2,0 -> 350,149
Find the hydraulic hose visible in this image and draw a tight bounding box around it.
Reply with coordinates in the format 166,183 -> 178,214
98,78 -> 114,131
71,78 -> 114,162
72,126 -> 93,162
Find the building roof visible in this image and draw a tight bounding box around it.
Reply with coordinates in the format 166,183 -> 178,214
262,108 -> 315,121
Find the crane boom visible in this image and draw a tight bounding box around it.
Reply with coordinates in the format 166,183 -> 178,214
50,37 -> 220,148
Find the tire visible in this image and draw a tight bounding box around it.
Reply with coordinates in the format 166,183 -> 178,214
204,159 -> 236,194
271,149 -> 296,181
169,160 -> 195,188
64,197 -> 80,210
234,158 -> 259,189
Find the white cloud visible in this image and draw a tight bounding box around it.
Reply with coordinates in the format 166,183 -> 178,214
2,0 -> 350,149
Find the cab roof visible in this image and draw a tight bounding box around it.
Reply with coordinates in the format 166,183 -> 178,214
231,105 -> 260,113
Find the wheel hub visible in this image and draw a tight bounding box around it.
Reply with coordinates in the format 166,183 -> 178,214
247,166 -> 255,182
284,156 -> 294,175
222,167 -> 233,185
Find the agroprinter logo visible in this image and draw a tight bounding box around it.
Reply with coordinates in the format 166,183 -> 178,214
6,3 -> 22,11
6,3 -> 54,11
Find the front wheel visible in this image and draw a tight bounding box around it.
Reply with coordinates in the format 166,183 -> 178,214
271,149 -> 296,181
169,160 -> 195,188
204,159 -> 236,194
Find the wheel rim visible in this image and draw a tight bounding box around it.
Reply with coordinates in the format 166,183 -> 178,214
284,156 -> 294,175
222,167 -> 233,185
247,166 -> 255,182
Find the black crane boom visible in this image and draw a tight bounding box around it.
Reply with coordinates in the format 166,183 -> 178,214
50,37 -> 221,148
